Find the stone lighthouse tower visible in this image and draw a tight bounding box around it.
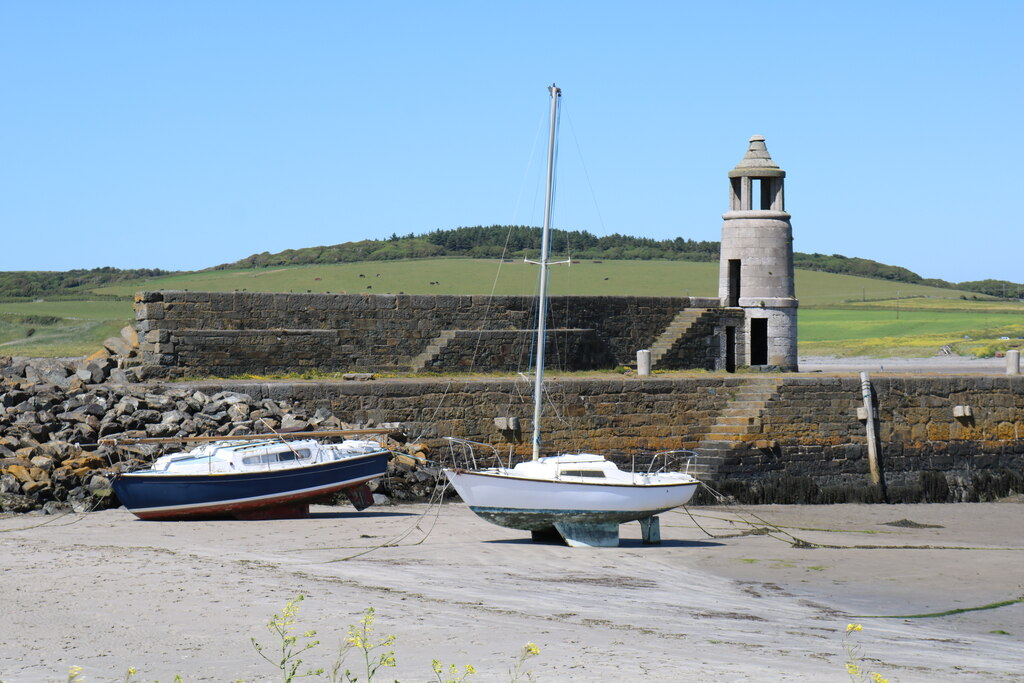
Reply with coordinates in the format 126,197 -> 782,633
718,135 -> 798,371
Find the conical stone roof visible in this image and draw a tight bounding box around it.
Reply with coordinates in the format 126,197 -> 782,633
728,135 -> 785,178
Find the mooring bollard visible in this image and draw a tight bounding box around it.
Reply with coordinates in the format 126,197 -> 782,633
1007,349 -> 1020,375
637,349 -> 651,376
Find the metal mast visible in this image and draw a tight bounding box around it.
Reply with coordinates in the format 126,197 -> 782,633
531,84 -> 560,461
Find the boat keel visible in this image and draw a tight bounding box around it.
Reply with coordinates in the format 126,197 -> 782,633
233,502 -> 310,520
344,483 -> 375,511
553,521 -> 620,547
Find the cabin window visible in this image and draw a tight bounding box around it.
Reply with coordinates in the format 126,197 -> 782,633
560,470 -> 605,478
242,448 -> 312,466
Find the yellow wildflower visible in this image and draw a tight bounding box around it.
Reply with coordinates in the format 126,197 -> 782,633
466,664 -> 477,674
846,623 -> 863,632
524,642 -> 540,656
846,662 -> 861,676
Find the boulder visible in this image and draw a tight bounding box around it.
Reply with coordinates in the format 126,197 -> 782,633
120,326 -> 140,348
85,348 -> 112,363
227,403 -> 251,422
29,456 -> 55,472
6,464 -> 34,484
22,480 -> 50,496
106,368 -> 132,384
0,473 -> 21,494
0,492 -> 35,512
280,414 -> 310,432
42,501 -> 72,515
86,474 -> 112,494
102,336 -> 135,357
75,359 -> 113,384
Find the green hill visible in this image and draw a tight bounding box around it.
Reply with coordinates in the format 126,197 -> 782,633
2,225 -> 1021,361
2,227 -> 1022,301
91,258 -> 979,305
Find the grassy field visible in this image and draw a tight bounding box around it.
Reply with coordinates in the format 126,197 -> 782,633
799,306 -> 1024,357
93,258 -> 980,303
0,314 -> 126,358
4,259 -> 1020,359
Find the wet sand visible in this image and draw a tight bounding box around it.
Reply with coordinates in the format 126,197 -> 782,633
1,501 -> 1023,682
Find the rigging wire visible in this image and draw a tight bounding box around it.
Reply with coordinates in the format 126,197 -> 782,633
562,102 -> 609,237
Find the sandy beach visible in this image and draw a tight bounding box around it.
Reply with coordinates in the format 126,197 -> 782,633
1,501 -> 1023,682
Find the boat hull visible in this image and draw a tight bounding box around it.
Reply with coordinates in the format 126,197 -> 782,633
443,469 -> 699,531
113,452 -> 389,521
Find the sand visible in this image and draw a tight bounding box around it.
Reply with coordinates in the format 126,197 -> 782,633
1,501 -> 1023,682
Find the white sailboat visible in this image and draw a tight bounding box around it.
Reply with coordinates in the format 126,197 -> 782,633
442,85 -> 701,547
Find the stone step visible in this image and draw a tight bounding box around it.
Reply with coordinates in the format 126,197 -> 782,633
409,330 -> 459,371
723,399 -> 772,410
649,309 -> 711,366
716,415 -> 758,426
705,423 -> 751,434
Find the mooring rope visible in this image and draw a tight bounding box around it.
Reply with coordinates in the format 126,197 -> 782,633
302,476 -> 452,563
0,495 -> 104,533
672,482 -> 1019,552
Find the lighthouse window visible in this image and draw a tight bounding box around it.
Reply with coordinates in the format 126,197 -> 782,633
751,178 -> 775,210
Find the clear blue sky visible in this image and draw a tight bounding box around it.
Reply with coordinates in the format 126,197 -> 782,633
2,1 -> 1021,283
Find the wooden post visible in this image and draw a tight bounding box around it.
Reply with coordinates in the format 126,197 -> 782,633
860,372 -> 881,486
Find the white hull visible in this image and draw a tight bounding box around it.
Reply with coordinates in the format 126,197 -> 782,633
443,453 -> 699,544
445,469 -> 697,520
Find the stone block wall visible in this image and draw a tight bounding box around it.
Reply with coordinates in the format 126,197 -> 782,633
421,329 -> 613,372
181,375 -> 1024,503
136,291 -> 726,377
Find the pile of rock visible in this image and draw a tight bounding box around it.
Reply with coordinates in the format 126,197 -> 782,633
0,370 -> 438,515
2,326 -> 147,389
374,443 -> 450,503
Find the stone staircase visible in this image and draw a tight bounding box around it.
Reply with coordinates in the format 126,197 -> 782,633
691,378 -> 783,480
408,330 -> 458,372
649,309 -> 715,369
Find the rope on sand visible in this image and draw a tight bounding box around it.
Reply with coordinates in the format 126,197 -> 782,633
0,496 -> 104,533
673,482 -> 1014,552
312,477 -> 452,563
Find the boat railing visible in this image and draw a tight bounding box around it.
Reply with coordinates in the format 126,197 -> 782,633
638,450 -> 699,476
442,437 -> 510,470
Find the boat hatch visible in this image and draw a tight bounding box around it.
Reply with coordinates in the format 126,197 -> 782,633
242,448 -> 312,466
559,470 -> 606,478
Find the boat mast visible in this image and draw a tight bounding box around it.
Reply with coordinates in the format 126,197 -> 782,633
531,83 -> 560,461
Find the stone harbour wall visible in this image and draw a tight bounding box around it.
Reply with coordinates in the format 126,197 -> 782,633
182,375 -> 1024,504
3,371 -> 1022,512
134,291 -> 724,377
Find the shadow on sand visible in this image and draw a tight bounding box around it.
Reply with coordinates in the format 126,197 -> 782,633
483,537 -> 725,549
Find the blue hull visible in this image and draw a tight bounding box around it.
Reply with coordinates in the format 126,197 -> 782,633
112,452 -> 389,520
